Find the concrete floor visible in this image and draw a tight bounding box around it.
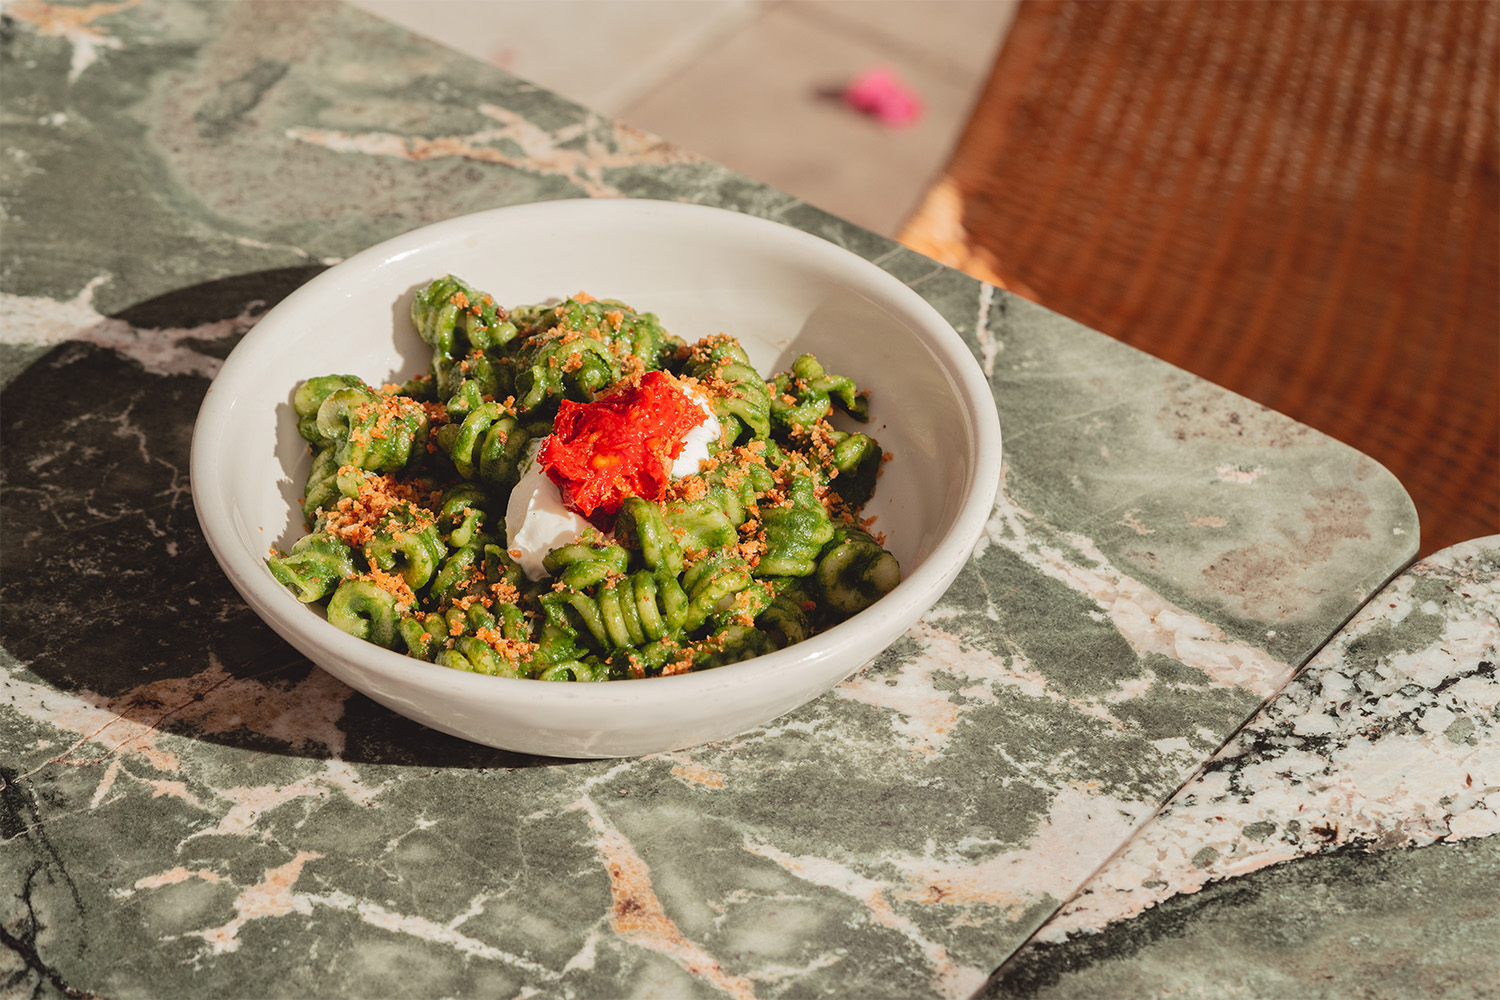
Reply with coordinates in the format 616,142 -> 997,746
345,0 -> 1018,237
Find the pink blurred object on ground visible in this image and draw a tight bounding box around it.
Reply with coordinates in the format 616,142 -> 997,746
843,67 -> 924,127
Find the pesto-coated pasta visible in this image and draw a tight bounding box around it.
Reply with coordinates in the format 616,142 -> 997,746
755,477 -> 835,578
268,278 -> 902,681
411,275 -> 518,399
815,524 -> 901,615
682,336 -> 771,445
509,298 -> 680,413
327,579 -> 402,648
267,533 -> 355,603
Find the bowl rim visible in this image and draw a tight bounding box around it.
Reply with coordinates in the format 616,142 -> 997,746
191,198 -> 1001,708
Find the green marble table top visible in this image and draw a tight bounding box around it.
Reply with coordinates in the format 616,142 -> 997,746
1,2 -> 1423,997
984,535 -> 1500,999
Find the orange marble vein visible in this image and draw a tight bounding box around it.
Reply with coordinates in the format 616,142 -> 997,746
133,866 -> 225,891
582,799 -> 756,999
88,757 -> 123,808
189,851 -> 322,955
5,0 -> 136,38
4,0 -> 138,80
146,778 -> 205,807
668,761 -> 727,789
742,840 -> 986,999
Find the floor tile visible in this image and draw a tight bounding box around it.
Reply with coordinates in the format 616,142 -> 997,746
619,2 -> 991,235
345,0 -> 759,114
794,0 -> 1018,84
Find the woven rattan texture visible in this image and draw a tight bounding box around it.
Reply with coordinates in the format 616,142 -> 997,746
902,0 -> 1498,556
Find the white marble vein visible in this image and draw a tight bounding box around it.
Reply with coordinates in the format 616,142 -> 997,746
978,470 -> 1293,696
1,283 -> 256,379
287,104 -> 698,199
1034,537 -> 1500,942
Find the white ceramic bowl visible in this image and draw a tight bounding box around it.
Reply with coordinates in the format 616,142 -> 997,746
192,199 -> 1000,758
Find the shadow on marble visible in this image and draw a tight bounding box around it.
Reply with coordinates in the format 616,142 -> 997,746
0,270 -> 590,773
984,835 -> 1500,1000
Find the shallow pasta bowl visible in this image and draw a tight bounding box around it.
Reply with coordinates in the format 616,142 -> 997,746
191,199 -> 1001,758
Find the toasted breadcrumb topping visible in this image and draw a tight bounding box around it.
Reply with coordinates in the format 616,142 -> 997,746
359,566 -> 415,611
320,472 -> 435,549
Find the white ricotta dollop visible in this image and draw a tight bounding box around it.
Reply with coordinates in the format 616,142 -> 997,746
671,389 -> 720,477
506,443 -> 595,581
506,386 -> 718,581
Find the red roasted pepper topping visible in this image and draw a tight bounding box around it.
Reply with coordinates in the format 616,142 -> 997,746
538,371 -> 708,520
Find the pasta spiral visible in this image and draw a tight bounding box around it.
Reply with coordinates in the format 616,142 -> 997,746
825,430 -> 883,509
509,298 -> 680,414
435,482 -> 489,548
690,623 -> 777,669
267,533 -> 355,603
327,579 -> 402,649
815,524 -> 901,615
755,477 -> 835,578
363,513 -> 445,591
293,377 -> 430,475
682,336 -> 771,444
614,497 -> 685,574
541,569 -> 689,652
433,404 -> 550,492
411,274 -> 519,398
756,581 -> 814,648
656,457 -> 775,553
768,353 -> 867,432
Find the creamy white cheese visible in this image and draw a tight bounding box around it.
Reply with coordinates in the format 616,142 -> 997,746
672,389 -> 719,477
506,387 -> 719,580
506,443 -> 594,581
